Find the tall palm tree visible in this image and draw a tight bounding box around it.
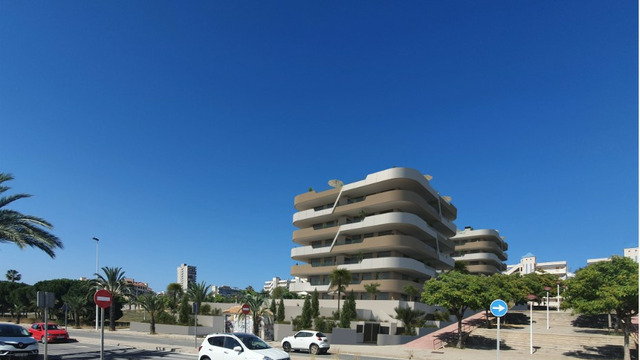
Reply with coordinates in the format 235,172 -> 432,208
137,293 -> 164,335
5,269 -> 21,283
0,173 -> 63,258
329,268 -> 352,318
187,281 -> 210,314
92,266 -> 132,331
166,283 -> 183,314
62,293 -> 88,328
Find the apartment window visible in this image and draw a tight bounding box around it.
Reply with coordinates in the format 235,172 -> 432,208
345,236 -> 363,245
361,273 -> 373,280
313,221 -> 337,230
378,272 -> 390,279
378,230 -> 393,236
363,233 -> 374,238
377,251 -> 391,258
351,274 -> 360,284
346,196 -> 365,204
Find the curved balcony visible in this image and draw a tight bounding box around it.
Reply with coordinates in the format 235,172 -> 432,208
454,241 -> 508,260
454,252 -> 506,266
291,235 -> 440,263
466,264 -> 504,275
294,168 -> 456,220
293,189 -> 457,237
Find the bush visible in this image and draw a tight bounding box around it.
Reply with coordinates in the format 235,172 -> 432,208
433,310 -> 451,322
314,317 -> 335,333
156,311 -> 177,325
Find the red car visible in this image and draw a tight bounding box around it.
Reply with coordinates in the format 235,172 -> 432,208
28,323 -> 69,343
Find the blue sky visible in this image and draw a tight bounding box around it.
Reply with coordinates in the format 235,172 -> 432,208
1,1 -> 637,293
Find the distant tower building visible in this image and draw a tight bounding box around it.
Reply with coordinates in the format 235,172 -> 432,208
177,263 -> 196,291
624,247 -> 638,262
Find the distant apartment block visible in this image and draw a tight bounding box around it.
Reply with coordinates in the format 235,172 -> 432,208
211,285 -> 242,298
262,277 -> 307,294
504,253 -> 570,279
290,167 -> 458,300
587,246 -> 639,265
451,227 -> 508,275
125,278 -> 153,295
177,263 -> 196,291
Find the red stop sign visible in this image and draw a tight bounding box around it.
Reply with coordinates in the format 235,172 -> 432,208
241,303 -> 250,315
94,289 -> 113,309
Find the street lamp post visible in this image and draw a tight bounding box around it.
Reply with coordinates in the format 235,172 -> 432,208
544,286 -> 551,330
92,237 -> 100,331
526,294 -> 537,354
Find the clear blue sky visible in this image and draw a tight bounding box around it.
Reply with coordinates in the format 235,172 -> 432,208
1,1 -> 637,293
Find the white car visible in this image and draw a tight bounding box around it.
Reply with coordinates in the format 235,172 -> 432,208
199,333 -> 290,360
0,323 -> 39,360
281,330 -> 330,355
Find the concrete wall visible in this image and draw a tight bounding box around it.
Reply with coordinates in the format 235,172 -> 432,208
330,328 -> 359,345
274,323 -> 294,342
130,322 -> 214,336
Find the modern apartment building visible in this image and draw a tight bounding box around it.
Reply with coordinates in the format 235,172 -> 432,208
262,276 -> 307,294
451,227 -> 508,275
177,263 -> 197,291
587,246 -> 639,265
290,167 -> 458,300
504,253 -> 570,279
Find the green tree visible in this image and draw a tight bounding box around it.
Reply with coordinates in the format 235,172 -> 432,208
328,268 -> 352,318
311,289 -> 319,318
477,274 -> 519,328
300,296 -> 313,329
92,266 -> 133,331
339,291 -> 357,328
137,293 -> 165,334
394,306 -> 426,335
276,298 -> 285,323
564,256 -> 638,360
0,173 -> 63,257
178,294 -> 192,325
166,283 -> 183,314
422,271 -> 483,348
269,297 -> 277,316
364,282 -> 380,300
187,281 -> 210,314
5,269 -> 21,283
62,292 -> 88,328
404,284 -> 420,302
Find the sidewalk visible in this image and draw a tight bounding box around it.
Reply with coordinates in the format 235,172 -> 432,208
66,310 -> 631,360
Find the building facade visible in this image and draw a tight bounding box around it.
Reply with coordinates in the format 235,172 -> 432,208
504,253 -> 570,279
177,263 -> 197,291
587,246 -> 639,265
262,277 -> 307,294
290,167 -> 458,300
451,227 -> 508,275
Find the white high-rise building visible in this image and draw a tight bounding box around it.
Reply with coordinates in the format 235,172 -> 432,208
177,263 -> 196,291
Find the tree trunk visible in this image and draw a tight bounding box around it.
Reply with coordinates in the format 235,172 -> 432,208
150,315 -> 156,335
109,303 -> 116,331
621,314 -> 630,360
456,314 -> 463,349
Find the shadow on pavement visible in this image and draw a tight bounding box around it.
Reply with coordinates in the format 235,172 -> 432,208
562,344 -> 627,359
463,335 -> 514,351
40,348 -> 181,359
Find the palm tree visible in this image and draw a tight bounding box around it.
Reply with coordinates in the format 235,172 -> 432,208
0,173 -> 63,257
329,268 -> 352,318
364,282 -> 380,300
92,266 -> 132,331
394,306 -> 426,336
239,291 -> 271,336
62,293 -> 88,328
5,269 -> 21,283
137,293 -> 164,335
166,283 -> 183,314
187,281 -> 210,314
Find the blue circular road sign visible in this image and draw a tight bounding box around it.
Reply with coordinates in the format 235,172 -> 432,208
490,299 -> 508,317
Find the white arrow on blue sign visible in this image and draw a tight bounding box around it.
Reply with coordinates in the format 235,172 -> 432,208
490,299 -> 508,317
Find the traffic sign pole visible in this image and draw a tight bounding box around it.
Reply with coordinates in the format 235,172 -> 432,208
490,299 -> 508,360
94,290 -> 112,360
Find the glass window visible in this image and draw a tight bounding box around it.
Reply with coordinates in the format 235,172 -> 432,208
208,336 -> 225,347
223,336 -> 241,350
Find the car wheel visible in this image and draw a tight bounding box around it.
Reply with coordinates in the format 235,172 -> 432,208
200,357 -> 211,360
310,344 -> 319,355
282,342 -> 291,352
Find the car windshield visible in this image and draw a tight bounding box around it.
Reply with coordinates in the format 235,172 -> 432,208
238,334 -> 271,350
316,332 -> 326,338
46,324 -> 60,330
0,325 -> 30,337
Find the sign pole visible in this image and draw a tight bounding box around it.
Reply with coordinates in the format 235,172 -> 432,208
490,299 -> 508,360
497,316 -> 500,360
100,307 -> 105,360
44,305 -> 48,360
